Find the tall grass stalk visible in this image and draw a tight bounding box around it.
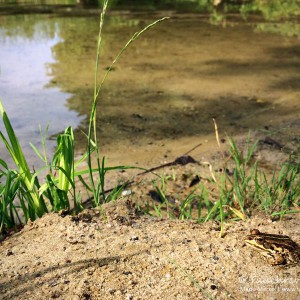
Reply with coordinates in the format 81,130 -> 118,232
87,0 -> 168,205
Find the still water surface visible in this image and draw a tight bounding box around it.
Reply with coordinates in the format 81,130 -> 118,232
0,15 -> 84,166
0,12 -> 299,169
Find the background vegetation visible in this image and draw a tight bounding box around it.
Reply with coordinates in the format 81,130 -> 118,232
1,0 -> 300,21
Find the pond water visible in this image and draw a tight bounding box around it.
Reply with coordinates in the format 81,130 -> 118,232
0,14 -> 84,166
0,11 -> 299,170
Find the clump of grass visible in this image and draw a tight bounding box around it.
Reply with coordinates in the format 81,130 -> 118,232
0,0 -> 168,235
0,99 -> 48,222
0,163 -> 22,232
146,134 -> 299,236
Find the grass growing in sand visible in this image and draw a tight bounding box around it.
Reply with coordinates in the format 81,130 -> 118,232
0,0 -> 167,235
0,0 -> 299,239
148,136 -> 300,237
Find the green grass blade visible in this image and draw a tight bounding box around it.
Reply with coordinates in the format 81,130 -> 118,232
0,98 -> 47,217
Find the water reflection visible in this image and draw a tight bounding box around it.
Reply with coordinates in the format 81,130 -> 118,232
47,14 -> 300,170
0,13 -> 299,170
0,15 -> 83,167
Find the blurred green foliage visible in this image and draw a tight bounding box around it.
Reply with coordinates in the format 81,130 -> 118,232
240,0 -> 300,20
100,0 -> 300,20
1,0 -> 299,20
